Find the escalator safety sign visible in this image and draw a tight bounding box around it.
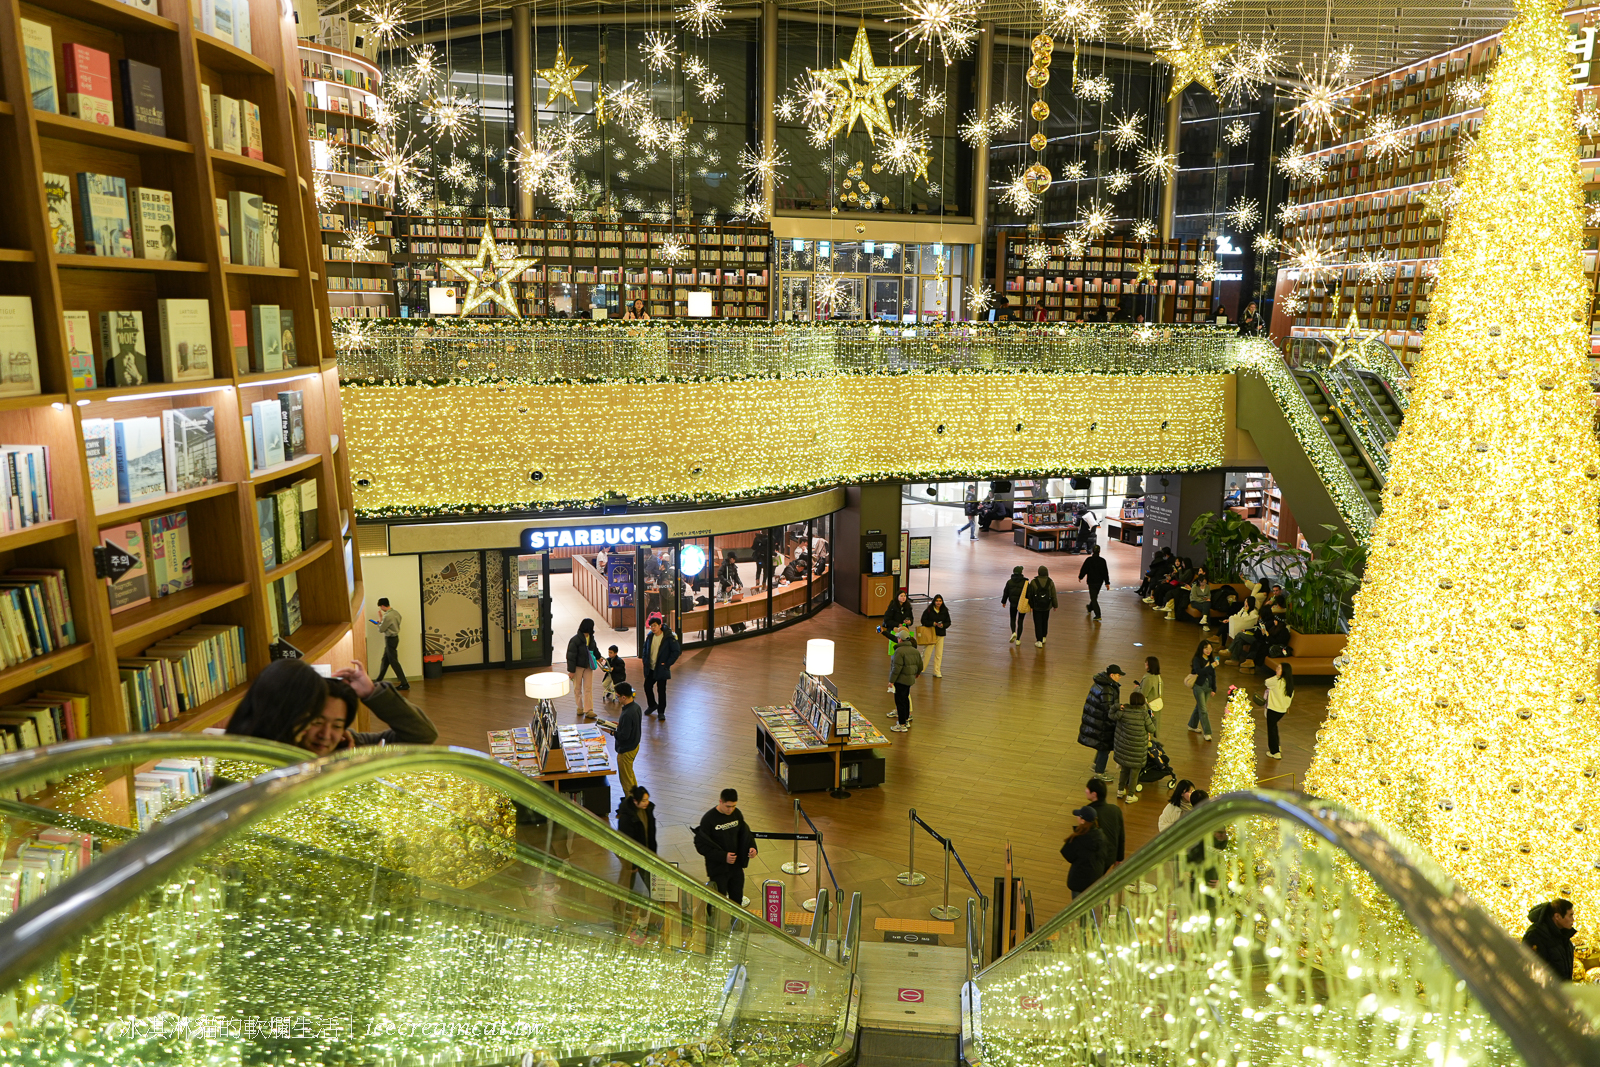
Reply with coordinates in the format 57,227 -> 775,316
783,980 -> 811,994
1018,995 -> 1041,1009
897,989 -> 924,1003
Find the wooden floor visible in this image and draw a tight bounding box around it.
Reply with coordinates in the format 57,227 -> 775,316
403,525 -> 1324,933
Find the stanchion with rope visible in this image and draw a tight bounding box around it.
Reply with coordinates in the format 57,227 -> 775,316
781,798 -> 810,875
896,806 -> 927,886
794,803 -> 841,918
931,839 -> 960,920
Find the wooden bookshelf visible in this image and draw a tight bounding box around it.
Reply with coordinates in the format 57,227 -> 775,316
998,236 -> 1216,323
0,0 -> 361,739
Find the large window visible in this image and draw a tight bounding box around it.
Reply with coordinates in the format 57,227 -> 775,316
777,240 -> 968,321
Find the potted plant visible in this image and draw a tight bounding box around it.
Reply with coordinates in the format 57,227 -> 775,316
1258,525 -> 1367,658
1188,510 -> 1269,603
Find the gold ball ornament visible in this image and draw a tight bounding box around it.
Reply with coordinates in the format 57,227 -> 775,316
859,181 -> 871,193
1032,48 -> 1051,68
1030,132 -> 1048,151
1026,65 -> 1051,89
855,223 -> 866,233
1022,162 -> 1053,194
1031,33 -> 1054,54
1031,100 -> 1051,121
872,162 -> 883,173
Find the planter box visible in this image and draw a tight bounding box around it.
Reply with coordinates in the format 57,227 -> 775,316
1288,631 -> 1347,657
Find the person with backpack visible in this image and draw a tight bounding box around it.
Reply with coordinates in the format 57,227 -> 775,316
887,632 -> 924,732
1025,566 -> 1058,647
1001,566 -> 1028,645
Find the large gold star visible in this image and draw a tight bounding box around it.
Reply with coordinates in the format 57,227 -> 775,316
538,42 -> 588,108
440,233 -> 538,318
1155,23 -> 1235,101
1133,253 -> 1159,283
810,22 -> 919,141
1325,311 -> 1380,368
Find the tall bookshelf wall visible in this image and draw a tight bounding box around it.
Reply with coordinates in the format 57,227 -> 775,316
0,0 -> 361,738
999,236 -> 1217,323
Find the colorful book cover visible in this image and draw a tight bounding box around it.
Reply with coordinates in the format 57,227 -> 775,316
212,94 -> 241,154
211,0 -> 234,42
76,173 -> 132,257
250,399 -> 283,467
112,416 -> 164,503
257,496 -> 277,569
81,418 -> 117,512
142,514 -> 169,598
244,101 -> 263,161
98,311 -> 147,386
273,487 -> 301,562
62,44 -> 114,127
118,59 -> 165,137
101,523 -> 151,612
215,199 -> 230,263
249,305 -> 281,373
156,298 -> 212,381
62,310 -> 95,390
0,299 -> 41,400
276,389 -> 305,459
20,21 -> 56,114
164,511 -> 192,594
42,173 -> 74,255
130,188 -> 176,260
160,406 -> 218,492
278,309 -> 297,368
229,310 -> 248,368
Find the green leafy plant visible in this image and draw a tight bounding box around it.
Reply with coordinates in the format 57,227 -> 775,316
1187,510 -> 1269,581
1257,526 -> 1368,634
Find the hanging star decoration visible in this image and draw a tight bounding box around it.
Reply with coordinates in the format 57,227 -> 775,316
1133,253 -> 1159,282
1325,310 -> 1380,368
810,22 -> 919,141
539,42 -> 588,108
1155,22 -> 1235,100
440,233 -> 539,318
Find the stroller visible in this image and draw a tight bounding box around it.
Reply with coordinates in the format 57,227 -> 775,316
1137,738 -> 1177,792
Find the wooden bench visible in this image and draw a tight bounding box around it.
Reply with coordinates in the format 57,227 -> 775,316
1265,632 -> 1345,677
1264,655 -> 1338,676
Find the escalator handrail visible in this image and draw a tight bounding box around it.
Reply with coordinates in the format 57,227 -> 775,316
973,789 -> 1600,1067
0,743 -> 846,993
1295,355 -> 1390,487
0,733 -> 311,787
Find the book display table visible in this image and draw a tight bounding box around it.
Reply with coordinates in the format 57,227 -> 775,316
752,702 -> 891,794
488,722 -> 615,819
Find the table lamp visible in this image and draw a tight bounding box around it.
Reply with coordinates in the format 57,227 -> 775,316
525,672 -> 571,723
805,639 -> 834,677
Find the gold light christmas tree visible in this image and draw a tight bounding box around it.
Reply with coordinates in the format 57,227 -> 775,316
1304,0 -> 1600,940
1210,687 -> 1257,797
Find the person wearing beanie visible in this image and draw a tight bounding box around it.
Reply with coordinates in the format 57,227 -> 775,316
1059,806 -> 1111,898
1078,665 -> 1124,777
1001,565 -> 1028,645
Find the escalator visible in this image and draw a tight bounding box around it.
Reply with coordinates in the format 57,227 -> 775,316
4,740 -> 1598,1067
1290,367 -> 1387,515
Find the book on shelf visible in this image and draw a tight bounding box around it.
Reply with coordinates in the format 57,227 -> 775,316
233,0 -> 252,50
0,299 -> 41,400
251,400 -> 284,467
0,446 -> 51,530
257,496 -> 276,568
141,510 -> 193,598
244,102 -> 263,161
215,199 -> 230,263
160,407 -> 218,493
279,309 -> 297,367
113,416 -> 164,503
42,174 -> 74,255
142,512 -> 168,598
228,310 -> 248,369
63,310 -> 96,390
131,188 -> 177,261
118,59 -> 165,137
82,419 -> 116,512
62,44 -> 114,127
294,477 -> 317,547
272,485 -> 301,562
210,0 -> 234,42
262,203 -> 280,268
212,94 -> 241,155
99,310 -> 148,387
249,305 -> 282,372
76,174 -> 133,258
100,522 -> 151,612
277,389 -> 305,458
201,83 -> 213,148
242,414 -> 254,470
130,624 -> 247,729
228,191 -> 263,266
20,20 -> 56,114
273,572 -> 302,636
157,298 -> 213,381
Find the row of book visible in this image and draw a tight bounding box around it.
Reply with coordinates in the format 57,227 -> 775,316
46,173 -> 175,260
0,829 -> 92,916
259,479 -> 318,570
65,303 -> 215,391
87,411 -> 218,508
244,390 -> 310,470
135,759 -> 208,829
19,22 -> 166,136
300,58 -> 378,92
0,694 -> 91,801
202,89 -> 265,161
101,510 -> 193,612
0,569 -> 77,670
217,191 -> 284,268
194,0 -> 255,51
0,446 -> 51,532
120,625 -> 247,731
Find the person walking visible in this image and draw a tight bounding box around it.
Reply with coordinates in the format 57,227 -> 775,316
1001,566 -> 1028,645
1059,807 -> 1111,899
1521,900 -> 1578,981
565,618 -> 602,718
1078,664 -> 1123,777
1158,779 -> 1195,832
956,495 -> 980,541
1025,566 -> 1058,647
1084,778 -> 1125,864
1138,656 -> 1164,735
615,785 -> 657,910
1109,692 -> 1155,802
604,682 -> 642,793
1187,639 -> 1220,741
920,594 -> 951,678
640,614 -> 680,720
694,788 -> 758,905
887,631 -> 924,732
1077,545 -> 1110,620
1261,661 -> 1294,760
370,598 -> 409,690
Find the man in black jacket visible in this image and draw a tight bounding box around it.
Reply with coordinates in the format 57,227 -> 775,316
641,616 -> 680,720
1078,545 -> 1110,620
695,788 -> 758,904
1085,778 -> 1124,865
604,683 -> 642,793
1078,665 -> 1123,776
1522,899 -> 1578,981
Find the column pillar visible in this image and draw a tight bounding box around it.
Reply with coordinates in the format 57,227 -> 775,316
512,5 -> 534,219
1157,88 -> 1180,320
972,22 -> 995,242
761,0 -> 778,214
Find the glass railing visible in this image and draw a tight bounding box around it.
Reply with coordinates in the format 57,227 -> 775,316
0,744 -> 853,1067
964,791 -> 1600,1067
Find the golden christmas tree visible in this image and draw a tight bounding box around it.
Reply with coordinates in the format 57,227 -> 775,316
1304,0 -> 1600,939
1210,687 -> 1258,796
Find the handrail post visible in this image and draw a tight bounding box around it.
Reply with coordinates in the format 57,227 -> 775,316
931,839 -> 959,919
782,799 -> 810,875
803,830 -> 823,912
896,808 -> 927,886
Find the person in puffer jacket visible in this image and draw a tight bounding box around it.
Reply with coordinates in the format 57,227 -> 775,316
1077,664 -> 1123,777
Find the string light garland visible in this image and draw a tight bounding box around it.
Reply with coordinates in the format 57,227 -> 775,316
1305,0 -> 1600,943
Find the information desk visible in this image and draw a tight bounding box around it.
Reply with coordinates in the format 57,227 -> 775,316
488,724 -> 615,818
752,704 -> 891,793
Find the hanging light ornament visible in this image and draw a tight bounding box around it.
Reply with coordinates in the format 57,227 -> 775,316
1123,0 -> 1173,46
921,88 -> 947,115
641,32 -> 677,71
1132,219 -> 1158,243
676,0 -> 728,36
1224,196 -> 1261,230
890,0 -> 981,62
359,0 -> 406,47
373,134 -> 429,193
965,283 -> 996,315
1023,242 -> 1051,270
1154,22 -> 1235,100
1078,198 -> 1114,238
738,144 -> 791,190
425,91 -> 478,141
1351,250 -> 1396,283
1000,168 -> 1043,212
1365,113 -> 1409,162
1284,53 -> 1358,140
1059,160 -> 1086,180
1137,142 -> 1177,183
1076,74 -> 1113,102
1251,231 -> 1276,253
1109,110 -> 1144,149
409,44 -> 441,88
1222,119 -> 1250,145
1106,169 -> 1134,192
1286,237 -> 1338,284
697,75 -> 725,102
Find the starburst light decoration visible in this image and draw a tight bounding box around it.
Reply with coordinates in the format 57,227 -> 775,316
1285,55 -> 1357,140
738,144 -> 790,190
441,157 -> 478,188
440,233 -> 538,318
373,134 -> 428,193
1223,119 -> 1250,145
1041,0 -> 1105,40
1023,242 -> 1051,270
359,0 -> 405,46
1575,97 -> 1600,135
965,282 -> 995,316
1078,198 -> 1113,237
991,102 -> 1021,133
880,119 -> 931,176
920,88 -> 947,115
774,96 -> 798,122
538,43 -> 588,108
811,23 -> 920,141
1286,237 -> 1337,285
1366,112 -> 1408,162
1252,231 -> 1276,253
1154,22 -> 1235,100
1420,178 -> 1460,220
409,44 -> 440,87
313,173 -> 336,209
677,0 -> 728,35
641,32 -> 676,71
1276,200 -> 1302,226
369,96 -> 397,131
697,76 -> 725,102
1132,219 -> 1157,242
1448,77 -> 1485,107
1000,168 -> 1041,212
425,91 -> 478,140
1217,53 -> 1265,104
735,194 -> 770,222
1351,250 -> 1395,284
1194,258 -> 1219,281
1106,169 -> 1134,193
1060,160 -> 1086,180
1137,143 -> 1177,183
1076,74 -> 1113,102
343,223 -> 379,262
683,56 -> 709,81
658,234 -> 690,264
1110,110 -> 1144,149
1123,0 -> 1171,46
1224,196 -> 1261,230
958,109 -> 995,147
890,0 -> 980,62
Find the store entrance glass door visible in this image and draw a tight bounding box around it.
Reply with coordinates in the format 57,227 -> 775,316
505,553 -> 551,666
869,278 -> 903,321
